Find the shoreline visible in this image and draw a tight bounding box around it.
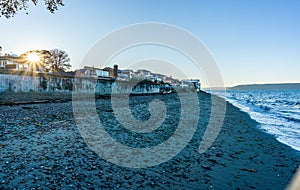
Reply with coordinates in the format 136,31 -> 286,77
207,89 -> 300,153
0,91 -> 299,189
220,96 -> 300,154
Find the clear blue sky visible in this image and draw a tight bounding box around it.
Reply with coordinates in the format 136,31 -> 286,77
1,0 -> 299,87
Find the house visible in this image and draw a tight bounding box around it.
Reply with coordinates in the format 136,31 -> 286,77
103,65 -> 118,78
84,66 -> 110,78
54,71 -> 75,78
74,68 -> 89,78
75,66 -> 109,78
163,76 -> 181,85
180,79 -> 201,92
150,73 -> 166,82
96,69 -> 109,78
117,69 -> 133,81
133,69 -> 152,79
0,57 -> 6,69
0,53 -> 47,72
0,54 -> 21,70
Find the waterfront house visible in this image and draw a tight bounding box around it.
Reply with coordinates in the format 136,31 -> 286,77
180,79 -> 201,92
117,69 -> 133,81
0,53 -> 48,72
150,73 -> 167,82
103,65 -> 118,78
0,54 -> 22,70
75,66 -> 110,78
133,69 -> 152,79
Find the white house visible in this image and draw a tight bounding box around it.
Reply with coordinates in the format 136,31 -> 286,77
0,57 -> 6,69
180,79 -> 201,92
133,69 -> 152,79
75,66 -> 109,78
150,73 -> 166,82
95,69 -> 109,78
0,54 -> 21,70
116,69 -> 134,81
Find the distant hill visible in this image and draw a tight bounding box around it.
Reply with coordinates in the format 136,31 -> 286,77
229,83 -> 300,90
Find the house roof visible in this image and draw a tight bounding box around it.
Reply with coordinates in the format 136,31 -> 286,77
136,69 -> 151,73
0,55 -> 21,63
84,66 -> 104,71
120,69 -> 133,72
53,71 -> 75,78
181,79 -> 200,83
76,68 -> 88,72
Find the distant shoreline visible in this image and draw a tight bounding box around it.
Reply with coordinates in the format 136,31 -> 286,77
228,83 -> 300,90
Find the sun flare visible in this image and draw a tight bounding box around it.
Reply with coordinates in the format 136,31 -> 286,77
26,52 -> 41,63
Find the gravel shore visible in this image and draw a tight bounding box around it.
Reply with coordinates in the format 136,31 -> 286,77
0,92 -> 72,105
0,91 -> 299,189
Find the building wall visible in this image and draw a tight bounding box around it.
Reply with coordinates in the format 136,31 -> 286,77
0,60 -> 7,68
0,74 -> 73,93
0,74 -> 199,94
0,74 -> 162,94
95,70 -> 109,78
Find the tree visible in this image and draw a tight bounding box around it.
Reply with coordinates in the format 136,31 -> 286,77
0,0 -> 64,18
19,50 -> 51,72
48,49 -> 71,72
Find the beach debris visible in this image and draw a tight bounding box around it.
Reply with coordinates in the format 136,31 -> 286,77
248,155 -> 257,160
208,159 -> 217,165
1,100 -> 50,106
21,106 -> 38,110
0,144 -> 6,148
275,164 -> 288,167
201,165 -> 212,170
240,168 -> 257,172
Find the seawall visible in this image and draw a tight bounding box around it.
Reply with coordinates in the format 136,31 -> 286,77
0,73 -> 193,95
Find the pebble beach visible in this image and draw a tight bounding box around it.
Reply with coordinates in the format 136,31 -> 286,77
0,91 -> 299,189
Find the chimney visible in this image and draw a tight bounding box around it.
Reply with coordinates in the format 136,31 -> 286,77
113,64 -> 118,78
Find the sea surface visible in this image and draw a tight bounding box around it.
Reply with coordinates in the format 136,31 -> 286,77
208,89 -> 300,151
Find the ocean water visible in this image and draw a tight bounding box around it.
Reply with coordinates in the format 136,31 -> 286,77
208,89 -> 300,152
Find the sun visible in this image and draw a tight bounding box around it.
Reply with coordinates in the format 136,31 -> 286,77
26,52 -> 41,63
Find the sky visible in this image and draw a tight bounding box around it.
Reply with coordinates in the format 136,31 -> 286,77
0,0 -> 300,87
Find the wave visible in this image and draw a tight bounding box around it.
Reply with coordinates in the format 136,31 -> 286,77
258,105 -> 272,111
208,89 -> 300,152
283,116 -> 300,123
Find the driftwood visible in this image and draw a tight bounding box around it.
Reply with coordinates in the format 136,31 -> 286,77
0,99 -> 71,106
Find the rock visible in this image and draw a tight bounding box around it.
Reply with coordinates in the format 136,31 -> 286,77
201,165 -> 212,170
240,168 -> 257,172
208,159 -> 217,165
22,106 -> 38,110
0,144 -> 6,148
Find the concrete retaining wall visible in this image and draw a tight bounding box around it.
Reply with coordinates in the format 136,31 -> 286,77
0,74 -> 163,95
0,74 -> 197,95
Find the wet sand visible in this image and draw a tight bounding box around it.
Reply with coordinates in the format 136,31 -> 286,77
0,91 -> 299,189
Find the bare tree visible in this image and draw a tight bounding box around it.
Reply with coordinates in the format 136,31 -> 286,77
49,49 -> 71,72
0,0 -> 64,18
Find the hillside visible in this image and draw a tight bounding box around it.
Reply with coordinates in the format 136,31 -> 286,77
229,83 -> 300,90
